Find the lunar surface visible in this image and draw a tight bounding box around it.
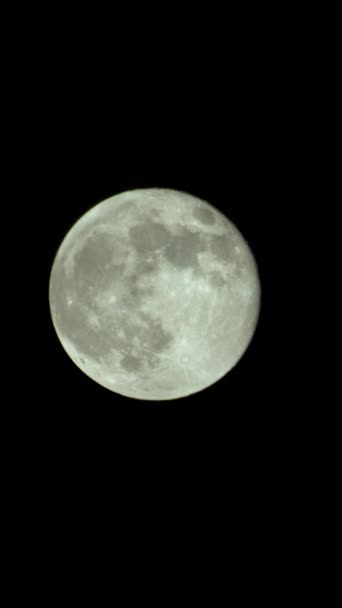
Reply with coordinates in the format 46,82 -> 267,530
49,188 -> 261,400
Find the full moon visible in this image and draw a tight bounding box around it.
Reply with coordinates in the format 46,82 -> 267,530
49,188 -> 261,400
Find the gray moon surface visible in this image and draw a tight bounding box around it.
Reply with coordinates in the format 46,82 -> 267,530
49,188 -> 261,400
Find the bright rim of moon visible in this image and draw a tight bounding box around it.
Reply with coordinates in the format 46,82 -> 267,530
49,188 -> 261,401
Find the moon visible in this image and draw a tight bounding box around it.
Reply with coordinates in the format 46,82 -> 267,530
49,188 -> 261,400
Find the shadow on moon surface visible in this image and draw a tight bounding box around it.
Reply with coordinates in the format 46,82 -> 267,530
129,221 -> 170,254
192,205 -> 216,225
163,229 -> 205,271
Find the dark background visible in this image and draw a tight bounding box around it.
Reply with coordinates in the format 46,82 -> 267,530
32,79 -> 299,572
15,6 -> 308,499
8,7 -> 321,595
2,4 -> 330,598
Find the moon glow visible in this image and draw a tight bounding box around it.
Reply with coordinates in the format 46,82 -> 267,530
49,188 -> 261,400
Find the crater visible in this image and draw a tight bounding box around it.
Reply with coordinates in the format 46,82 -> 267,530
75,231 -> 115,272
164,229 -> 205,270
209,234 -> 234,261
120,353 -> 143,373
113,311 -> 173,357
109,199 -> 137,221
208,271 -> 226,288
145,352 -> 160,368
129,221 -> 170,253
192,205 -> 216,225
121,272 -> 155,308
140,312 -> 174,353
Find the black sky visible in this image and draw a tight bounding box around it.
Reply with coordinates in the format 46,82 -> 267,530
8,14 -> 316,590
25,17 -> 303,509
